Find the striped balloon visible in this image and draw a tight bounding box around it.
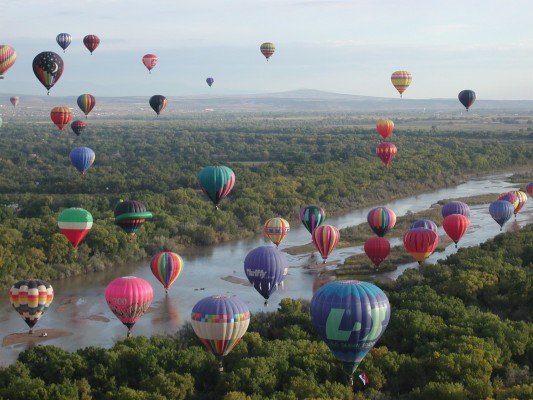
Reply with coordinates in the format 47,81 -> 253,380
411,219 -> 438,234
300,205 -> 326,235
312,225 -> 340,263
9,279 -> 54,334
260,42 -> 275,60
511,190 -> 528,215
77,94 -> 96,118
50,106 -> 72,131
191,295 -> 250,370
264,217 -> 290,246
403,227 -> 439,264
58,207 -> 93,248
56,33 -> 72,52
376,142 -> 397,165
367,207 -> 396,237
0,45 -> 16,78
83,35 -> 100,54
150,251 -> 183,292
198,165 -> 236,209
391,70 -> 412,97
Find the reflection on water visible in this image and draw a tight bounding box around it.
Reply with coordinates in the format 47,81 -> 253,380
1,172 -> 531,365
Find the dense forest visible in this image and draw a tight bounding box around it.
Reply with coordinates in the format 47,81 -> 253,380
0,224 -> 530,399
0,115 -> 532,288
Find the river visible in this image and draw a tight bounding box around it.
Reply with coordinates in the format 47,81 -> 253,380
0,172 -> 531,365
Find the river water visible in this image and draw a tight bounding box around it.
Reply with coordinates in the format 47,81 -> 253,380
0,173 -> 531,365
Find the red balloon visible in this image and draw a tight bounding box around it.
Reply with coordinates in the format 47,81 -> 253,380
50,106 -> 72,131
376,119 -> 394,139
83,35 -> 100,54
142,54 -> 158,73
442,214 -> 470,248
403,228 -> 439,264
364,236 -> 390,267
376,142 -> 397,165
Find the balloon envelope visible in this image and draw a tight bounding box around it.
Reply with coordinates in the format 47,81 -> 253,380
442,214 -> 470,247
69,146 -> 95,174
300,205 -> 326,235
114,200 -> 153,235
260,42 -> 275,60
32,51 -> 64,94
312,225 -> 340,262
77,94 -> 96,118
191,295 -> 250,358
403,227 -> 439,264
441,201 -> 470,219
364,236 -> 391,267
310,280 -> 390,377
142,54 -> 158,72
197,165 -> 235,208
497,192 -> 519,212
206,77 -> 214,87
9,279 -> 54,333
458,90 -> 476,111
58,207 -> 93,248
489,200 -> 514,230
264,217 -> 290,246
71,120 -> 86,136
50,106 -> 72,131
56,33 -> 72,52
10,96 -> 19,107
375,119 -> 394,139
149,95 -> 167,116
150,251 -> 183,291
376,142 -> 397,165
410,219 -> 438,233
0,45 -> 16,78
391,70 -> 412,97
511,191 -> 527,215
244,246 -> 287,302
367,207 -> 396,237
105,276 -> 153,336
83,35 -> 100,54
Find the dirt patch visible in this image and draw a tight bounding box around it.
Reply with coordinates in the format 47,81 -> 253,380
3,329 -> 72,347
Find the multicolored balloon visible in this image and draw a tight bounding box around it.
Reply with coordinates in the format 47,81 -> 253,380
375,119 -> 394,140
142,54 -> 158,73
191,295 -> 250,371
77,94 -> 96,118
310,280 -> 390,383
10,96 -> 19,108
32,51 -> 64,95
244,245 -> 287,305
56,33 -> 72,53
364,236 -> 390,268
0,45 -> 16,78
50,106 -> 72,131
149,95 -> 167,116
150,251 -> 183,293
114,200 -> 153,236
71,120 -> 86,136
458,90 -> 476,111
83,35 -> 100,54
410,219 -> 438,233
391,70 -> 412,97
57,207 -> 93,248
264,217 -> 290,247
9,279 -> 54,334
511,190 -> 528,216
489,200 -> 514,231
367,207 -> 396,237
441,201 -> 470,219
376,142 -> 397,165
197,165 -> 235,209
69,146 -> 95,175
442,214 -> 470,248
497,192 -> 519,216
300,205 -> 326,235
403,227 -> 439,264
260,42 -> 275,61
206,77 -> 214,87
105,276 -> 153,337
312,224 -> 340,263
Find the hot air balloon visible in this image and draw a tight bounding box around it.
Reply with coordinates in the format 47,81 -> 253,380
69,146 -> 95,175
411,219 -> 438,233
50,106 -> 72,131
489,200 -> 514,231
83,35 -> 100,54
312,225 -> 340,263
149,95 -> 167,116
260,42 -> 275,61
441,201 -> 470,219
10,96 -> 19,108
375,119 -> 394,140
376,142 -> 397,165
310,280 -> 390,385
32,51 -> 64,95
526,182 -> 533,197
142,54 -> 158,73
458,90 -> 476,111
364,236 -> 391,268
300,206 -> 326,235
105,276 -> 153,337
77,94 -> 96,118
150,251 -> 183,293
114,200 -> 153,236
71,120 -> 86,136
244,245 -> 287,305
56,33 -> 72,53
0,45 -> 16,79
511,190 -> 528,216
197,165 -> 235,209
403,227 -> 439,264
191,295 -> 250,371
9,279 -> 54,334
264,217 -> 290,247
57,207 -> 93,248
206,77 -> 214,87
391,70 -> 412,97
497,192 -> 519,213
442,214 -> 470,248
367,207 -> 396,237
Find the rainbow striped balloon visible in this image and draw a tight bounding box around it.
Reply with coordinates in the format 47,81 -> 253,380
0,45 -> 16,78
312,224 -> 340,263
391,70 -> 412,97
264,217 -> 290,246
150,251 -> 183,292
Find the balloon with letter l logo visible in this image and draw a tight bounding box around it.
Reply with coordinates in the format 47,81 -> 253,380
310,280 -> 390,385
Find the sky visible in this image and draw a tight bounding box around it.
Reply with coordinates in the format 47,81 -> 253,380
1,0 -> 532,99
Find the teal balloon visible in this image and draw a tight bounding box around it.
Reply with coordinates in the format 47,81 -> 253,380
197,166 -> 235,208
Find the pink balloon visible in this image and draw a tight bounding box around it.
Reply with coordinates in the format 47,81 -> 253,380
105,276 -> 153,337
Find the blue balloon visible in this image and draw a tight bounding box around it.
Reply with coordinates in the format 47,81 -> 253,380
310,280 -> 390,380
489,200 -> 514,231
244,246 -> 287,305
410,219 -> 438,233
441,201 -> 470,218
206,77 -> 214,87
69,147 -> 95,175
56,33 -> 72,52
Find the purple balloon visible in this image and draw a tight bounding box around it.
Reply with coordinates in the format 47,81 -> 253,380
441,201 -> 470,218
244,246 -> 287,305
410,219 -> 438,233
